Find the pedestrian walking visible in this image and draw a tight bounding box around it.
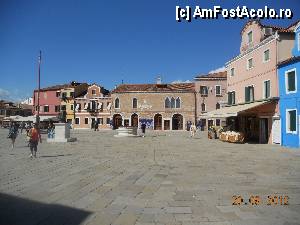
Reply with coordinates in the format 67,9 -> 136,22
141,123 -> 146,137
7,122 -> 18,149
94,120 -> 99,131
28,123 -> 42,158
47,122 -> 55,139
190,123 -> 197,137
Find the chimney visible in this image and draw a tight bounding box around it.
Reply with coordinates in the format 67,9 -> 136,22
156,76 -> 162,84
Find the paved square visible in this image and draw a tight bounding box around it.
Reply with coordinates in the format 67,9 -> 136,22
0,129 -> 300,225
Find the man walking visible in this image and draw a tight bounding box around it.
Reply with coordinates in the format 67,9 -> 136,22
28,123 -> 42,158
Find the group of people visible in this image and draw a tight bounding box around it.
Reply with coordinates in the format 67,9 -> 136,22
7,122 -> 42,158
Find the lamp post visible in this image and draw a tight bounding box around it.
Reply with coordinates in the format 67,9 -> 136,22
36,50 -> 41,126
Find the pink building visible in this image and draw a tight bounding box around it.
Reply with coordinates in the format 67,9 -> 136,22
33,84 -> 68,118
209,20 -> 296,144
73,84 -> 112,129
194,71 -> 227,130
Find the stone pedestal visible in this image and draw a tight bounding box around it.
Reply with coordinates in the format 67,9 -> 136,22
47,123 -> 77,143
114,127 -> 138,137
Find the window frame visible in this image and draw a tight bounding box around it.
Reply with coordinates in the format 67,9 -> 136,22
286,109 -> 297,134
132,98 -> 138,109
230,68 -> 235,77
285,68 -> 297,94
200,86 -> 208,96
114,98 -> 120,109
247,31 -> 253,44
247,57 -> 254,70
228,91 -> 236,105
92,89 -> 96,95
43,105 -> 49,112
75,117 -> 80,125
175,97 -> 181,108
215,85 -> 222,96
263,49 -> 270,63
84,118 -> 89,124
201,103 -> 206,112
262,79 -> 271,99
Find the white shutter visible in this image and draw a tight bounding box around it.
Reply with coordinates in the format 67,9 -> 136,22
84,103 -> 88,110
98,102 -> 103,109
272,118 -> 281,144
107,103 -> 111,110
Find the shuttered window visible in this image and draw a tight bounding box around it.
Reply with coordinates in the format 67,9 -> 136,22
264,80 -> 270,99
287,110 -> 297,132
245,86 -> 254,102
286,70 -> 296,92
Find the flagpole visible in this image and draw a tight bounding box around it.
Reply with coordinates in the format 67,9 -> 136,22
37,50 -> 41,126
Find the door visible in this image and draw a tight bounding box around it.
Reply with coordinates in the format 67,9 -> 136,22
113,114 -> 122,129
259,118 -> 269,144
272,118 -> 281,144
200,119 -> 206,131
131,114 -> 139,127
154,114 -> 162,130
172,114 -> 183,130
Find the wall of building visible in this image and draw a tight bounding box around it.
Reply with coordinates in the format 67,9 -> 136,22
33,90 -> 61,116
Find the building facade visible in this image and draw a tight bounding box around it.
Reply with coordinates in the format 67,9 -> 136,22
73,84 -> 111,129
111,83 -> 196,130
59,82 -> 88,123
209,20 -> 296,144
278,22 -> 300,148
194,71 -> 227,130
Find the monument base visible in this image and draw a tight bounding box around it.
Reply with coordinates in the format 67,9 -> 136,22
47,123 -> 77,143
114,127 -> 138,137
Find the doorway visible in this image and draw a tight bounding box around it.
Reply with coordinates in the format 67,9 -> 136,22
113,114 -> 122,129
259,118 -> 269,144
172,114 -> 183,130
131,114 -> 139,127
154,114 -> 162,130
164,120 -> 170,130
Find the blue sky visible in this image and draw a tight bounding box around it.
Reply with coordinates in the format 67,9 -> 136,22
0,0 -> 299,101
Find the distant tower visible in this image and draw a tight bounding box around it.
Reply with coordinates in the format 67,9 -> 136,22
156,76 -> 162,84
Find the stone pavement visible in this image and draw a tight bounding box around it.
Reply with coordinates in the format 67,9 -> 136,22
0,128 -> 300,225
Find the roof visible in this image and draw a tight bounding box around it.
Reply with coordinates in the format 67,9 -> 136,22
202,100 -> 272,118
194,71 -> 227,80
34,81 -> 88,92
278,56 -> 300,67
241,20 -> 298,35
112,83 -> 195,93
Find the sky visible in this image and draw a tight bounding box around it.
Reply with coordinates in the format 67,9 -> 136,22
0,0 -> 299,101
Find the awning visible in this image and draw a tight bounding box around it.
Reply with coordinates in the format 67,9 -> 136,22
201,101 -> 271,118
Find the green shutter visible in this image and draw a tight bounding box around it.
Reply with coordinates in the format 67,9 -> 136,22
289,110 -> 296,132
233,92 -> 235,104
245,87 -> 249,102
288,71 -> 296,92
228,92 -> 232,105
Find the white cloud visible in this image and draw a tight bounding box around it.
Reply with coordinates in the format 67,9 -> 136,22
171,80 -> 192,84
208,66 -> 226,74
0,88 -> 28,102
0,88 -> 10,99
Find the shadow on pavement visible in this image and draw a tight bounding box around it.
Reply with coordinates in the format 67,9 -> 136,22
0,193 -> 91,225
39,154 -> 72,158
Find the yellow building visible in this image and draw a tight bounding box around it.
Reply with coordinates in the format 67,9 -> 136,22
59,82 -> 88,123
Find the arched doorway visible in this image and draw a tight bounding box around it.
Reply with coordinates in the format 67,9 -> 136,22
131,113 -> 139,127
172,114 -> 183,130
154,114 -> 162,130
113,114 -> 122,129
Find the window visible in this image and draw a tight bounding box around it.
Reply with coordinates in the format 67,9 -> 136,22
263,80 -> 271,99
230,68 -> 235,77
247,31 -> 253,44
245,85 -> 254,102
85,118 -> 89,124
165,97 -> 171,108
70,104 -> 74,110
228,91 -> 236,105
263,49 -> 270,62
92,89 -> 96,95
44,105 -> 49,112
171,97 -> 175,108
106,118 -> 110,124
216,119 -> 221,126
76,103 -> 81,111
61,105 -> 66,111
285,69 -> 297,93
247,58 -> 253,70
114,98 -> 120,108
215,85 -> 221,96
216,103 -> 220,109
176,97 -> 181,108
201,103 -> 206,112
62,92 -> 67,98
75,118 -> 80,125
286,109 -> 297,133
55,105 -> 60,112
56,92 -> 60,97
98,118 -> 103,125
132,98 -> 138,108
70,92 -> 74,98
35,105 -> 39,111
200,86 -> 208,96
